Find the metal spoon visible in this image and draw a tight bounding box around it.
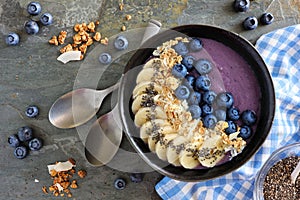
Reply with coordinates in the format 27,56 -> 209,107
48,83 -> 120,129
49,19 -> 162,129
84,19 -> 162,166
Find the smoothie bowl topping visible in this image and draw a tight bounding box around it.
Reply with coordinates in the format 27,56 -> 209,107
131,36 -> 258,169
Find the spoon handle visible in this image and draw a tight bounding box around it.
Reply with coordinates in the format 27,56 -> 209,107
141,19 -> 162,45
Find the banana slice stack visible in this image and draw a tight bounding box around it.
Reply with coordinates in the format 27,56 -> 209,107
131,55 -> 246,169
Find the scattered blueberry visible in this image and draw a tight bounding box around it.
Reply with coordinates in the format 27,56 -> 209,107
189,38 -> 203,52
28,138 -> 43,151
215,109 -> 227,121
114,178 -> 126,190
227,107 -> 240,121
17,126 -> 33,142
5,33 -> 20,46
184,75 -> 196,89
14,146 -> 28,159
40,13 -> 53,26
243,16 -> 258,30
171,64 -> 187,79
241,110 -> 257,126
260,13 -> 274,25
25,20 -> 39,35
202,90 -> 217,105
203,114 -> 217,129
27,2 -> 42,16
130,173 -> 144,183
25,105 -> 39,118
99,52 -> 112,64
188,105 -> 202,119
182,55 -> 195,71
201,104 -> 213,116
8,134 -> 20,147
238,125 -> 252,139
173,41 -> 188,56
225,121 -> 237,134
194,59 -> 212,75
187,91 -> 201,105
114,35 -> 128,50
174,85 -> 190,100
233,0 -> 250,12
195,75 -> 211,91
216,92 -> 234,108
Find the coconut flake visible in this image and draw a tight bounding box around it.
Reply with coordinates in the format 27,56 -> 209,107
55,183 -> 64,192
47,160 -> 76,174
291,160 -> 300,184
57,51 -> 81,64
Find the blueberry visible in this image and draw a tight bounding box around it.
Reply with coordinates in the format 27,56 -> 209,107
174,85 -> 190,100
216,92 -> 234,108
5,33 -> 20,46
99,52 -> 112,64
171,64 -> 187,79
260,13 -> 274,25
182,55 -> 195,71
202,90 -> 217,105
225,121 -> 237,134
14,146 -> 28,159
17,126 -> 33,142
227,107 -> 240,121
203,114 -> 217,129
241,110 -> 257,126
238,125 -> 252,139
130,173 -> 144,183
195,75 -> 211,91
187,91 -> 201,105
173,41 -> 188,56
29,138 -> 43,151
201,104 -> 213,116
114,178 -> 126,190
25,20 -> 39,35
27,2 -> 42,16
8,134 -> 20,147
188,105 -> 202,119
114,35 -> 128,50
40,13 -> 53,26
233,0 -> 250,12
243,16 -> 258,30
215,109 -> 227,121
183,75 -> 195,89
195,59 -> 212,75
189,38 -> 203,52
25,105 -> 39,118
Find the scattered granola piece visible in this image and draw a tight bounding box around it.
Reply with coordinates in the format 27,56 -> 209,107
125,14 -> 132,21
77,170 -> 87,178
121,25 -> 126,31
70,180 -> 78,189
119,3 -> 124,10
100,37 -> 109,45
48,35 -> 58,46
67,193 -> 72,198
93,32 -> 101,41
87,22 -> 95,32
59,44 -> 73,54
58,31 -> 67,44
42,186 -> 48,194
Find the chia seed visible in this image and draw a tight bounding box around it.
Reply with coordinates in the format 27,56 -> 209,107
263,156 -> 300,200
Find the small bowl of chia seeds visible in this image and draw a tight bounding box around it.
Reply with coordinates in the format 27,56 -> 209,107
254,142 -> 300,200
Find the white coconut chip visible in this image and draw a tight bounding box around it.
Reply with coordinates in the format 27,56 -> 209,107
47,160 -> 76,174
291,160 -> 300,184
57,51 -> 81,64
55,183 -> 64,192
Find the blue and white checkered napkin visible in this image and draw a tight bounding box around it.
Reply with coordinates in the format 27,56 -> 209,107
155,24 -> 300,200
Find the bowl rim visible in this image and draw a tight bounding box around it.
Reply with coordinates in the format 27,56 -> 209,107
118,24 -> 276,182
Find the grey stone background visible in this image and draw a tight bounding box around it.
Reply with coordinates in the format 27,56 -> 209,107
0,0 -> 299,199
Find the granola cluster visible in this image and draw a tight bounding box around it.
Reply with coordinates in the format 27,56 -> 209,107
49,21 -> 108,60
42,158 -> 87,198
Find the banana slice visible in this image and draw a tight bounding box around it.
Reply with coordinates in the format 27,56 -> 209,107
131,94 -> 149,114
139,119 -> 169,143
155,133 -> 178,161
143,58 -> 163,69
134,106 -> 167,127
148,125 -> 176,152
136,68 -> 156,84
132,81 -> 163,99
197,134 -> 225,168
179,143 -> 201,169
166,136 -> 189,167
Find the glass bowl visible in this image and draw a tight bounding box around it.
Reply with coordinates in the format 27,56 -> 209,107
254,142 -> 300,200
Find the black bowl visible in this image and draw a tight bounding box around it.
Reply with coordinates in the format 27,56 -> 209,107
118,25 -> 275,181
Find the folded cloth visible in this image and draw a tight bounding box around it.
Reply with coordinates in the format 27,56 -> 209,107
155,24 -> 300,200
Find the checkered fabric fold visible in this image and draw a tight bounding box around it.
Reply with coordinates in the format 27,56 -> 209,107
155,24 -> 300,200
